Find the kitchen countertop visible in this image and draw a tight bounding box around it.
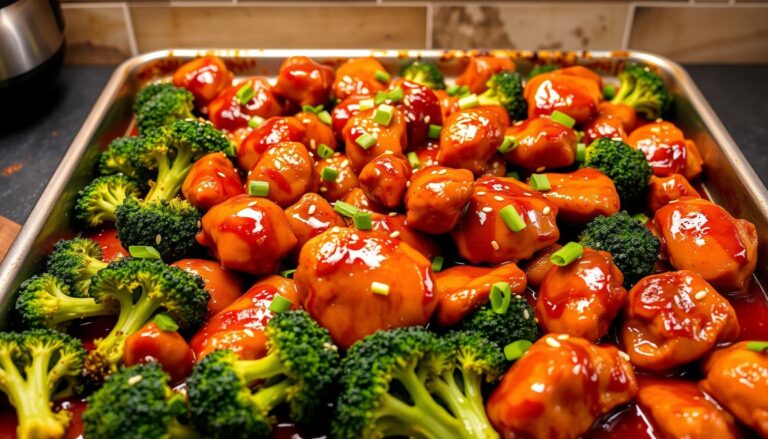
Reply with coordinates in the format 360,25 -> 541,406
0,64 -> 766,225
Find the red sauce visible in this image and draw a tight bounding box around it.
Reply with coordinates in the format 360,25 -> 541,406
730,280 -> 768,341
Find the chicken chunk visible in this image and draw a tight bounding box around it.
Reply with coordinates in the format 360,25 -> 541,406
647,173 -> 701,212
284,193 -> 345,248
272,56 -> 335,107
405,166 -> 474,234
581,102 -> 636,144
358,154 -> 412,209
628,121 -> 703,180
391,78 -> 443,149
437,107 -> 508,174
237,116 -> 307,171
172,55 -> 232,106
524,67 -> 602,123
535,168 -> 620,223
245,141 -> 315,207
314,153 -> 359,202
332,57 -> 387,101
342,108 -> 407,173
503,116 -> 578,172
455,55 -> 514,94
181,152 -> 244,211
207,77 -> 282,131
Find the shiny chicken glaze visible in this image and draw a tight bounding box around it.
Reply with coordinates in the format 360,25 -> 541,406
342,108 -> 407,173
207,77 -> 282,131
181,152 -> 244,211
628,121 -> 704,180
524,66 -> 603,123
313,153 -> 359,202
332,57 -> 387,101
437,107 -> 508,174
503,116 -> 578,172
647,173 -> 701,213
245,141 -> 316,207
358,154 -> 412,209
405,165 -> 475,234
535,168 -> 620,223
272,56 -> 335,107
172,55 -> 233,106
455,55 -> 514,94
171,258 -> 245,317
237,116 -> 307,171
284,192 -> 346,249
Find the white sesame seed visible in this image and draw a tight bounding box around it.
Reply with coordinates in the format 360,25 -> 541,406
248,201 -> 258,207
310,139 -> 316,149
491,240 -> 500,251
155,234 -> 162,245
618,350 -> 631,362
437,169 -> 447,175
403,97 -> 411,106
694,290 -> 708,300
406,181 -> 411,187
127,375 -> 143,385
494,195 -> 504,202
319,186 -> 328,192
557,334 -> 570,341
323,342 -> 339,352
217,171 -> 226,178
546,337 -> 561,348
243,329 -> 255,337
536,166 -> 545,173
476,191 -> 487,196
424,115 -> 431,124
523,309 -> 530,320
482,207 -> 493,213
543,206 -> 551,215
389,212 -> 398,217
341,160 -> 350,168
307,204 -> 317,215
390,231 -> 401,238
197,221 -> 202,228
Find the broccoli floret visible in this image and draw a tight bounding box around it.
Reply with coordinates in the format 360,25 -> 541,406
424,331 -> 504,439
98,136 -> 146,181
584,137 -> 652,205
611,64 -> 671,120
456,296 -> 540,350
114,197 -> 201,262
333,327 -> 471,439
84,363 -> 198,439
47,238 -> 108,297
527,64 -> 558,78
399,61 -> 446,90
75,175 -> 142,228
15,274 -> 117,330
579,211 -> 661,288
187,310 -> 340,439
85,258 -> 208,377
134,83 -> 180,114
478,71 -> 527,121
135,85 -> 195,135
0,329 -> 85,439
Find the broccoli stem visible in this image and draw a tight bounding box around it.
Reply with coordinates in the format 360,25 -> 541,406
376,393 -> 465,439
168,419 -> 201,439
429,370 -> 499,439
145,148 -> 195,203
96,293 -> 161,366
251,379 -> 291,413
234,353 -> 287,383
50,297 -> 116,327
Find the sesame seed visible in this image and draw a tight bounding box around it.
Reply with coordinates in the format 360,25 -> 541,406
310,139 -> 317,149
424,115 -> 431,124
523,309 -> 530,319
403,97 -> 411,106
406,181 -> 411,187
546,337 -> 561,348
155,234 -> 162,245
217,171 -> 226,178
389,212 -> 398,217
243,329 -> 255,337
341,160 -> 350,168
390,231 -> 401,238
476,191 -> 487,196
556,334 -> 570,340
307,204 -> 317,215
618,350 -> 631,362
694,290 -> 708,300
319,187 -> 328,192
323,342 -> 339,352
536,166 -> 545,173
543,206 -> 551,215
197,221 -> 202,228
437,169 -> 447,175
491,240 -> 500,251
127,375 -> 143,385
494,195 -> 504,202
482,207 -> 493,213
248,201 -> 258,207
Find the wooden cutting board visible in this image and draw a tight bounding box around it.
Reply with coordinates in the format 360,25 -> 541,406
0,216 -> 21,262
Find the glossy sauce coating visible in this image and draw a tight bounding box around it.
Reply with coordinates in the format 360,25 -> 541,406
313,153 -> 359,202
455,55 -> 514,94
434,263 -> 526,327
207,77 -> 282,131
524,67 -> 602,123
342,108 -> 407,173
654,197 -> 757,291
246,141 -> 316,207
284,193 -> 345,249
537,248 -> 627,341
341,187 -> 387,214
622,270 -> 740,371
358,154 -> 411,208
237,116 -> 307,171
330,95 -> 366,140
582,102 -> 636,144
332,57 -> 387,100
391,78 -> 443,148
437,108 -> 507,174
537,168 -> 621,223
647,173 -> 701,213
503,116 -> 578,172
296,111 -> 338,154
172,55 -> 232,106
405,166 -> 474,234
451,176 -> 559,264
181,152 -> 244,211
523,243 -> 562,288
369,212 -> 440,260
123,322 -> 195,382
628,121 -> 703,180
196,194 -> 298,275
294,227 -> 436,348
171,258 -> 245,317
487,335 -> 637,439
272,56 -> 335,106
84,228 -> 127,262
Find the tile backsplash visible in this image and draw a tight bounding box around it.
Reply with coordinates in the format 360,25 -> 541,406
61,2 -> 768,65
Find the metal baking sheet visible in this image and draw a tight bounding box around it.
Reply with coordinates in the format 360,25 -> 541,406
1,49 -> 766,324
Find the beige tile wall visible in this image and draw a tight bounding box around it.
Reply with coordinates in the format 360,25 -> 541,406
62,1 -> 768,65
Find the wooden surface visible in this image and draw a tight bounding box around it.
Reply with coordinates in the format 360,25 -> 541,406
0,216 -> 20,263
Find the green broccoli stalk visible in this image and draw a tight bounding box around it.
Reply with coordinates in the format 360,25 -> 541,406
399,61 -> 446,90
527,64 -> 559,79
75,175 -> 142,228
187,310 -> 340,439
15,274 -> 117,330
333,327 -> 472,439
0,329 -> 85,439
98,136 -> 146,181
425,332 -> 504,439
85,258 -> 208,378
611,64 -> 671,120
584,137 -> 652,205
84,363 -> 199,439
135,84 -> 195,135
456,295 -> 540,350
478,71 -> 527,121
46,238 -> 108,297
579,211 -> 661,288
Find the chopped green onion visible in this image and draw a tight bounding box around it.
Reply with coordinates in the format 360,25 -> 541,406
248,116 -> 265,129
248,181 -> 270,197
371,281 -> 390,296
633,213 -> 649,224
458,94 -> 479,110
280,269 -> 296,278
498,136 -> 518,154
603,84 -> 616,100
353,211 -> 373,230
431,256 -> 444,273
388,87 -> 404,102
302,104 -> 324,114
333,201 -> 361,218
355,133 -> 377,150
235,84 -> 254,105
746,341 -> 768,353
318,110 -> 332,125
129,245 -> 161,260
550,110 -> 575,128
153,313 -> 179,332
321,167 -> 339,182
576,130 -> 585,142
576,143 -> 586,162
374,91 -> 388,105
504,340 -> 533,361
317,144 -> 334,159
506,171 -> 520,180
373,104 -> 395,126
269,294 -> 293,313
529,174 -> 551,191
447,84 -> 469,97
489,282 -> 512,314
359,98 -> 375,111
428,124 -> 442,139
500,205 -> 526,232
407,151 -> 421,170
374,70 -> 391,82
550,242 -> 584,266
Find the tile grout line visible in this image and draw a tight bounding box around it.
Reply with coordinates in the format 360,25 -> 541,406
621,2 -> 637,50
425,1 -> 433,49
122,2 -> 139,56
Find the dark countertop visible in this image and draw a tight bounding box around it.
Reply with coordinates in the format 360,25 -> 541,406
0,65 -> 766,225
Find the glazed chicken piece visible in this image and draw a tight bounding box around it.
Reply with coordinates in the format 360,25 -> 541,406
181,152 -> 243,211
455,55 -> 514,94
332,57 -> 388,101
196,194 -> 298,275
437,107 -> 507,174
272,56 -> 335,107
413,141 -> 440,170
171,258 -> 245,317
503,116 -> 578,172
245,141 -> 316,207
582,102 -> 637,144
294,227 -> 437,348
523,244 -> 562,288
451,176 -> 559,264
622,270 -> 740,371
284,193 -> 345,248
433,89 -> 460,120
172,55 -> 233,106
405,165 -> 474,234
535,168 -> 621,223
237,116 -> 306,170
434,263 -> 526,327
654,196 -> 758,291
331,95 -> 367,139
369,213 -> 440,260
524,66 -> 603,123
701,342 -> 768,437
390,78 -> 443,148
358,154 -> 412,209
628,121 -> 704,180
342,107 -> 408,173
314,153 -> 360,202
124,321 -> 195,382
537,248 -> 627,341
207,77 -> 282,131
295,110 -> 338,155
341,187 -> 387,214
482,155 -> 507,177
487,335 -> 638,439
647,173 -> 701,212
637,380 -> 741,439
